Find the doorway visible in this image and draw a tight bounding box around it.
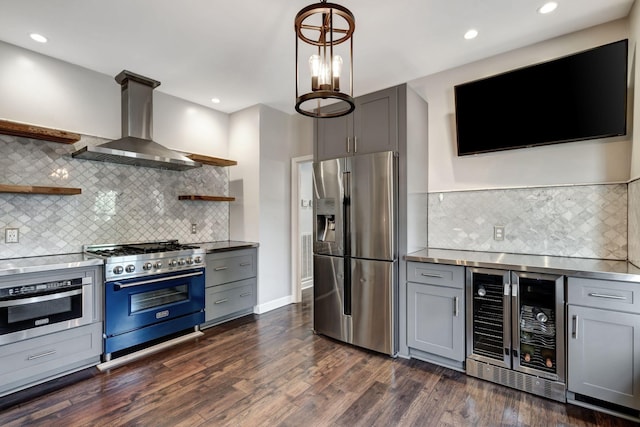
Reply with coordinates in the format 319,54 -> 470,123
291,155 -> 314,303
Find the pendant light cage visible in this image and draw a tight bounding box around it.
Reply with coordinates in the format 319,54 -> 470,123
295,1 -> 355,118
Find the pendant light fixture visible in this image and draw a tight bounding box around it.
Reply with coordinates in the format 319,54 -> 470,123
295,0 -> 355,118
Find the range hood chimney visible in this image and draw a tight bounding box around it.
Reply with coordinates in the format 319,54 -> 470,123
72,70 -> 201,171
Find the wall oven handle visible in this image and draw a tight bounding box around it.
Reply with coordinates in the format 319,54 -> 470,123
0,288 -> 82,307
114,271 -> 203,290
587,292 -> 626,300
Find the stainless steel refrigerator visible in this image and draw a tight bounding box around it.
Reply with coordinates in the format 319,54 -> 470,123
313,150 -> 397,356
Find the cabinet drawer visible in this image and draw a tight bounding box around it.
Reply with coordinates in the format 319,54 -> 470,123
407,262 -> 464,289
567,277 -> 640,313
0,323 -> 102,396
206,248 -> 257,287
205,278 -> 256,322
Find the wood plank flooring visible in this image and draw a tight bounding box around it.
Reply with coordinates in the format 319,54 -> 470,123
0,289 -> 637,426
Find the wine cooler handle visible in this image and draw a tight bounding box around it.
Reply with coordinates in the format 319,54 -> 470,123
454,297 -> 459,317
572,315 -> 578,339
503,283 -> 510,296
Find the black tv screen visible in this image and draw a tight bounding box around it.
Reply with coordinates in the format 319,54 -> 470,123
454,39 -> 628,156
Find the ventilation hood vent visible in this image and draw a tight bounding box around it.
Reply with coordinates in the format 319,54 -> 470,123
72,70 -> 201,171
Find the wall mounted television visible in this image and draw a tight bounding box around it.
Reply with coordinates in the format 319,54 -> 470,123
454,39 -> 628,156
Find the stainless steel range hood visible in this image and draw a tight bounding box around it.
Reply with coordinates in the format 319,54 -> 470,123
72,70 -> 201,171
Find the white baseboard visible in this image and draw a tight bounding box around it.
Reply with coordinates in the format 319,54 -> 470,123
255,295 -> 294,314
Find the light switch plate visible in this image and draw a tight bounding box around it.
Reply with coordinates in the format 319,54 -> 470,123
493,225 -> 505,241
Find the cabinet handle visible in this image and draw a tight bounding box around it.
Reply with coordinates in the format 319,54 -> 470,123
454,297 -> 459,317
214,266 -> 228,271
28,349 -> 56,360
239,263 -> 251,267
572,315 -> 578,339
346,137 -> 351,153
354,136 -> 358,153
420,272 -> 443,278
240,292 -> 252,297
587,292 -> 626,300
214,298 -> 228,304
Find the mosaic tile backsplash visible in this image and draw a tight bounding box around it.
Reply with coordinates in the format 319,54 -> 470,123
0,134 -> 230,259
428,184 -> 627,260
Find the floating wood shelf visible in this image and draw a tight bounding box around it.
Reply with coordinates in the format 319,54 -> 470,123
178,195 -> 236,202
0,119 -> 81,144
186,154 -> 237,167
0,184 -> 82,195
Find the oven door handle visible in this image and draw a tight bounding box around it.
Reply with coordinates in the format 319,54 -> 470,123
113,271 -> 204,290
0,288 -> 83,307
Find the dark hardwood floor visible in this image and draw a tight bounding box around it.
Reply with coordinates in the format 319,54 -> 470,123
0,289 -> 637,426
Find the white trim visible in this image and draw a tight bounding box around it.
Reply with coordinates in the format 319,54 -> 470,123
255,295 -> 294,314
290,154 -> 314,304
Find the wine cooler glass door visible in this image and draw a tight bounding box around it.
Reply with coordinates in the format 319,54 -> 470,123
511,271 -> 565,382
467,268 -> 511,368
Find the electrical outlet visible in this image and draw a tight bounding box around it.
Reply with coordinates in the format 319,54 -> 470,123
5,228 -> 19,243
191,223 -> 197,234
493,225 -> 505,241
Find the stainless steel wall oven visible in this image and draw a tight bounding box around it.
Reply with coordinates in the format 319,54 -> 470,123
466,267 -> 566,402
0,269 -> 94,345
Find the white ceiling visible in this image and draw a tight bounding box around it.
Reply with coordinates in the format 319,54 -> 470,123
0,0 -> 635,115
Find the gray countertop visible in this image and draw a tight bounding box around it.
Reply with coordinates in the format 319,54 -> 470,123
189,240 -> 259,253
0,253 -> 104,277
405,248 -> 640,283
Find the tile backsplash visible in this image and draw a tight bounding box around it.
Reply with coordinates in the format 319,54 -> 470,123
0,134 -> 229,258
628,178 -> 640,266
428,184 -> 627,260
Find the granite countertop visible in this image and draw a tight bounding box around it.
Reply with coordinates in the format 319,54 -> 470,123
190,240 -> 259,253
406,248 -> 640,283
0,253 -> 104,277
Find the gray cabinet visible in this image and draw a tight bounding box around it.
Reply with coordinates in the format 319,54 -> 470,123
203,247 -> 257,327
315,86 -> 398,161
0,322 -> 102,397
566,277 -> 640,413
406,262 -> 465,370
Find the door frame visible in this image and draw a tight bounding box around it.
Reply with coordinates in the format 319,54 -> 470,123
290,155 -> 314,303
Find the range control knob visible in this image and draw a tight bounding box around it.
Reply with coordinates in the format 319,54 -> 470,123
125,265 -> 136,273
194,256 -> 202,264
186,258 -> 194,265
170,260 -> 177,267
113,266 -> 124,275
155,261 -> 163,269
178,259 -> 186,266
143,262 -> 153,271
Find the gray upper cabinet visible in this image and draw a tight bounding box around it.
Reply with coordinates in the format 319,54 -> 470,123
566,277 -> 640,412
315,86 -> 398,161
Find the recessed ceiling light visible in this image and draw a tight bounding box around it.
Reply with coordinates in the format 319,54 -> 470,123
211,97 -> 221,104
464,29 -> 478,40
538,2 -> 558,14
29,33 -> 48,43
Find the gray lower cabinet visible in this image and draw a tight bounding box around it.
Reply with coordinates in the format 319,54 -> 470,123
203,247 -> 257,327
406,262 -> 465,370
566,277 -> 640,414
0,322 -> 102,397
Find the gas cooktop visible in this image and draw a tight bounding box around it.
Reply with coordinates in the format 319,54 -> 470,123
84,240 -> 205,281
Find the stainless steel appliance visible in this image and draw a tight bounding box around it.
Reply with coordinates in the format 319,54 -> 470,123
0,271 -> 94,345
466,267 -> 566,402
313,150 -> 397,356
85,240 -> 205,361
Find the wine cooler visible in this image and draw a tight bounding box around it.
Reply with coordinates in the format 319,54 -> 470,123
465,267 -> 566,402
